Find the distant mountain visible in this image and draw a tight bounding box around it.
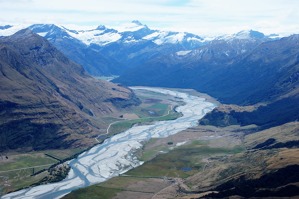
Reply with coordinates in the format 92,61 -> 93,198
0,29 -> 139,151
0,25 -> 12,30
216,29 -> 267,40
207,34 -> 299,104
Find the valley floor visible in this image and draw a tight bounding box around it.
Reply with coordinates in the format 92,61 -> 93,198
1,87 -> 215,198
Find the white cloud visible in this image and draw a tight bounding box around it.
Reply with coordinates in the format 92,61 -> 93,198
0,0 -> 298,36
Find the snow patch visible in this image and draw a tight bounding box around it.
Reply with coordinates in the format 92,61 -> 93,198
176,141 -> 187,147
37,32 -> 48,37
176,50 -> 192,56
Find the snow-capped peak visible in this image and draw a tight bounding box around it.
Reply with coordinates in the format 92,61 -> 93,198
30,24 -> 65,33
217,30 -> 266,41
28,24 -> 72,39
115,20 -> 148,32
235,30 -> 265,39
131,20 -> 143,26
96,25 -> 106,31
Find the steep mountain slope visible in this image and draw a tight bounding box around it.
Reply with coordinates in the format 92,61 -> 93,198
205,34 -> 299,104
0,29 -> 139,152
199,35 -> 299,129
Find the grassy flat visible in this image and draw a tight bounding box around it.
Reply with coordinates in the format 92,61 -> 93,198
108,110 -> 181,135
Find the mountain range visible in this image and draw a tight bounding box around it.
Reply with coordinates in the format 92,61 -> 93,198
0,21 -> 276,77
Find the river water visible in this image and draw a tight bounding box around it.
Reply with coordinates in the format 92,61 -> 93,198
2,87 -> 216,199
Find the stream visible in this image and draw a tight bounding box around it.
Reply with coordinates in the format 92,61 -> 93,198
2,87 -> 216,199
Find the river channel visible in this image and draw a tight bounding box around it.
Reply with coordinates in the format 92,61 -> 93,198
2,87 -> 216,199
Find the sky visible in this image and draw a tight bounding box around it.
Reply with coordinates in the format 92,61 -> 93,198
0,0 -> 298,36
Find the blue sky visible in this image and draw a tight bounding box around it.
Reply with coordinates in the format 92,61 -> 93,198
0,0 -> 298,36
